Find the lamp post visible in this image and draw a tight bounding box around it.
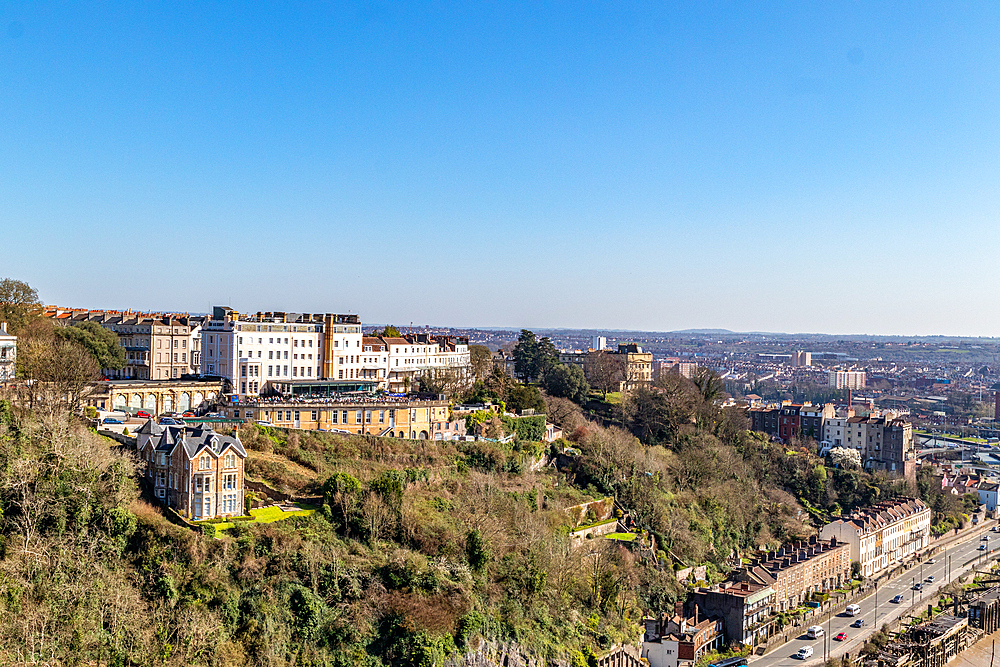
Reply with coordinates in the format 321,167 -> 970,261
874,579 -> 879,623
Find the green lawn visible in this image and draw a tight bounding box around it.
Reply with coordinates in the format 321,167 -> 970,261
605,532 -> 638,542
213,503 -> 318,535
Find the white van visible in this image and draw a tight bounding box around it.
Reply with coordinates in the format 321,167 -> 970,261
807,625 -> 824,639
846,604 -> 861,617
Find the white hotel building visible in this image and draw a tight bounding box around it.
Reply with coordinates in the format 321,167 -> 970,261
200,307 -> 364,396
200,307 -> 471,398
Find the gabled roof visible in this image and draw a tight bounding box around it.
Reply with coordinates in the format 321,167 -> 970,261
181,427 -> 247,459
142,426 -> 246,460
381,337 -> 409,345
136,419 -> 163,436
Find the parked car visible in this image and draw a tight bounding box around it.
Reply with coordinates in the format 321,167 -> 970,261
158,417 -> 182,425
892,594 -> 904,603
182,411 -> 195,417
101,418 -> 123,424
834,632 -> 847,642
852,619 -> 866,628
137,410 -> 152,419
796,646 -> 814,660
256,420 -> 275,427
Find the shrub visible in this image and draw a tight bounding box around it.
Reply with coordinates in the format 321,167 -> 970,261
466,529 -> 489,572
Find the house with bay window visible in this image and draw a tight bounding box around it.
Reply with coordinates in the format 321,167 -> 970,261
136,420 -> 246,519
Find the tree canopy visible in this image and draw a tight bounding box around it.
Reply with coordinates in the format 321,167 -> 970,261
542,363 -> 590,403
55,321 -> 126,371
375,325 -> 402,338
0,278 -> 41,335
512,330 -> 558,382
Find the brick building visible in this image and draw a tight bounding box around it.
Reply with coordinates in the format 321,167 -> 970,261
690,581 -> 774,646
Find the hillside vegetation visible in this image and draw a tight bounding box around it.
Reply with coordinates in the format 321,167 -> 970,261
0,376 -> 957,666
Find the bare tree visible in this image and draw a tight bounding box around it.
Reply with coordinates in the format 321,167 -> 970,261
361,492 -> 393,542
587,351 -> 625,399
14,321 -> 99,416
469,345 -> 492,381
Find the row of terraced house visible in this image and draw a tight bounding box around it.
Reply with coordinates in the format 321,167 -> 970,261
644,497 -> 931,664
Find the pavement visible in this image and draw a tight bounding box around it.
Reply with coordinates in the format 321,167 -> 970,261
750,520 -> 1000,667
97,416 -> 146,435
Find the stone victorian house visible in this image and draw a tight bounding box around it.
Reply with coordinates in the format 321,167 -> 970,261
136,421 -> 247,519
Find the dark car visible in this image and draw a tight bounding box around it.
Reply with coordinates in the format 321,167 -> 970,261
158,417 -> 182,425
852,619 -> 866,628
913,583 -> 923,591
892,594 -> 904,603
980,544 -> 988,551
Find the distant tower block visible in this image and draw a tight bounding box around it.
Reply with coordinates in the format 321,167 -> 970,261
793,351 -> 812,367
591,336 -> 607,351
995,391 -> 1000,421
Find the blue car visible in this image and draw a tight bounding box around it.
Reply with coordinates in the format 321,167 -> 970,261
102,418 -> 123,424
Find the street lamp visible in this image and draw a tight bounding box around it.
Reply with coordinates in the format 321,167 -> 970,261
874,580 -> 879,623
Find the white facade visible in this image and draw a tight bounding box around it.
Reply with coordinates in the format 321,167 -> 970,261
0,322 -> 15,381
200,307 -> 363,396
824,416 -> 850,448
830,370 -> 866,389
384,336 -> 471,392
819,499 -> 931,578
642,638 -> 679,667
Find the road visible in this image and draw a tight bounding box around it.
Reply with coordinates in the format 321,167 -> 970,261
751,521 -> 1000,666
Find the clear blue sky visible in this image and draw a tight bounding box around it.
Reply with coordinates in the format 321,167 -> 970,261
2,2 -> 998,336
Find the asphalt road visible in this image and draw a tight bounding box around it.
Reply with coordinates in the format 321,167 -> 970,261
751,521 -> 1000,667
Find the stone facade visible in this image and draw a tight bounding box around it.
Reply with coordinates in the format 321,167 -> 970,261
136,421 -> 246,519
44,308 -> 203,380
88,379 -> 225,414
232,398 -> 462,440
736,536 -> 852,611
